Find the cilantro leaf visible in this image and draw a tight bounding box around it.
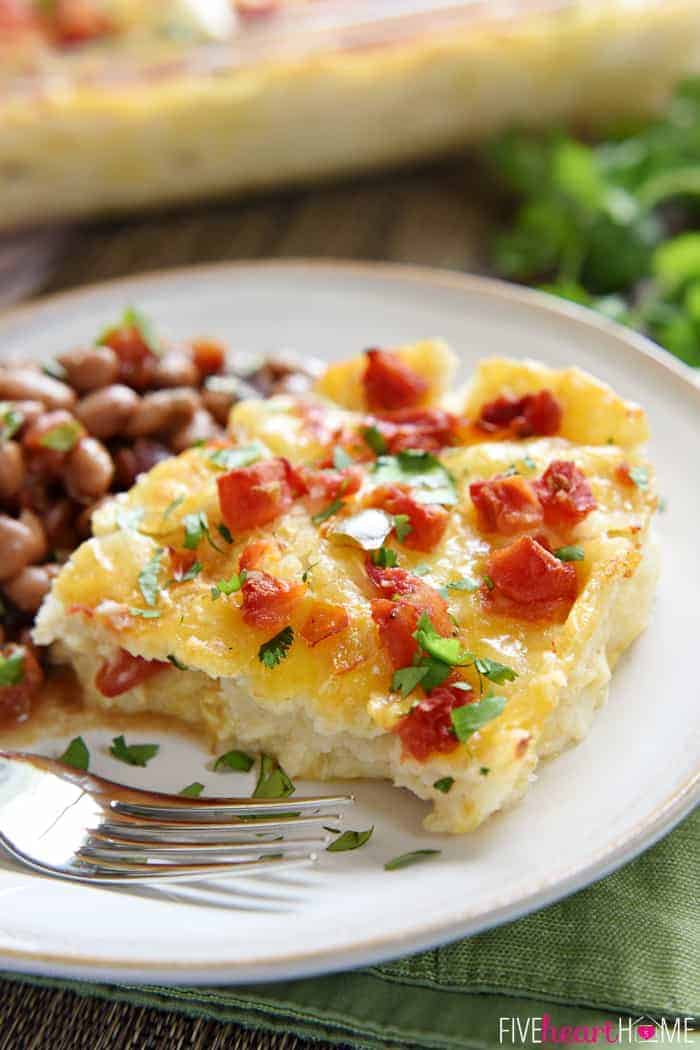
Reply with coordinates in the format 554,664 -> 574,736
162,496 -> 185,522
451,696 -> 506,742
362,425 -> 388,455
392,665 -> 429,697
473,657 -> 518,684
59,736 -> 90,771
129,607 -> 162,619
259,626 -> 294,668
413,613 -> 473,666
433,776 -> 454,794
211,571 -> 246,600
217,523 -> 234,544
38,420 -> 83,452
0,403 -> 23,443
0,649 -> 24,686
385,849 -> 441,871
253,754 -> 296,798
214,749 -> 255,773
444,576 -> 479,593
180,782 -> 204,798
553,545 -> 585,562
183,510 -> 223,552
110,735 -> 160,767
138,546 -> 163,607
371,546 -> 398,568
167,654 -> 188,670
332,446 -> 353,470
99,306 -> 159,354
207,444 -> 262,471
116,506 -> 145,531
312,499 -> 345,524
393,514 -> 412,542
326,827 -> 374,852
628,466 -> 649,490
372,450 -> 457,506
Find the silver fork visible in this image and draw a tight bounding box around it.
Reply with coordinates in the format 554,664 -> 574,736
0,751 -> 353,884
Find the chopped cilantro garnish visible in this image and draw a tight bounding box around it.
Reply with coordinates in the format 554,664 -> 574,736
433,776 -> 454,794
0,403 -> 23,444
302,561 -> 318,583
59,736 -> 90,771
217,523 -> 234,544
413,613 -> 473,666
393,514 -> 412,542
384,849 -> 441,871
138,546 -> 164,607
445,576 -> 479,593
129,607 -> 162,619
451,696 -> 506,742
177,560 -> 202,583
183,510 -> 223,552
521,454 -> 537,471
480,766 -> 491,776
0,649 -> 24,686
628,465 -> 649,490
167,654 -> 188,670
326,827 -> 374,852
253,754 -> 295,798
211,571 -> 246,600
98,306 -> 159,354
180,782 -> 204,798
372,450 -> 457,506
38,420 -> 82,452
553,545 -> 585,562
110,735 -> 159,767
371,546 -> 398,568
207,444 -> 262,471
392,665 -> 429,697
412,563 -> 430,576
483,575 -> 495,590
473,657 -> 518,685
258,626 -> 294,668
214,749 -> 255,773
162,496 -> 185,522
116,505 -> 145,531
362,425 -> 388,455
332,446 -> 353,470
312,499 -> 344,524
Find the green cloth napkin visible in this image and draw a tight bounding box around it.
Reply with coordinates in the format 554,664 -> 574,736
5,810 -> 698,1049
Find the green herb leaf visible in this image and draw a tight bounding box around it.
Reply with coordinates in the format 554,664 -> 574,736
211,571 -> 246,600
372,450 -> 457,506
99,306 -> 159,354
445,576 -> 479,593
178,560 -> 202,583
217,523 -> 234,544
180,782 -> 204,798
38,420 -> 83,452
116,505 -> 145,531
483,575 -> 495,590
207,444 -> 262,471
480,766 -> 491,776
412,563 -> 430,576
553,545 -> 585,562
214,749 -> 255,773
371,546 -> 398,568
110,735 -> 160,767
167,654 -> 188,670
182,510 -> 223,553
362,425 -> 388,455
0,403 -> 23,443
253,754 -> 296,798
129,607 -> 162,619
473,657 -> 518,684
59,736 -> 90,771
0,649 -> 24,686
433,776 -> 454,794
392,664 -> 429,697
628,465 -> 649,490
332,446 -> 353,470
393,514 -> 412,542
259,626 -> 294,668
413,613 -> 473,667
385,849 -> 441,871
326,827 -> 374,852
451,696 -> 506,742
521,454 -> 537,471
138,547 -> 164,606
312,499 -> 345,524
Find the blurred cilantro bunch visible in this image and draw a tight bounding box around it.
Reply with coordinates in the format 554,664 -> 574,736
486,78 -> 700,367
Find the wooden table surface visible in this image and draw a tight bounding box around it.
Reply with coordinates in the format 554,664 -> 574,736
0,155 -> 497,1050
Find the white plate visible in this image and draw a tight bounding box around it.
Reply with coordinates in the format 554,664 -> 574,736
0,261 -> 698,986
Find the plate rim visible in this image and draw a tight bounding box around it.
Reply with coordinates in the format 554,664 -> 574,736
0,259 -> 698,986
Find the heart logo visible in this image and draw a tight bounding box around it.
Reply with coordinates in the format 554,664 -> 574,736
637,1025 -> 655,1041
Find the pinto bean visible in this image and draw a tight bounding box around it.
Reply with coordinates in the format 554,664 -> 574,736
65,437 -> 114,502
44,498 -> 77,550
124,388 -> 199,438
0,514 -> 41,581
3,563 -> 58,614
169,408 -> 222,453
151,351 -> 199,389
76,384 -> 139,439
57,345 -> 119,393
18,509 -> 48,564
0,440 -> 25,501
0,368 -> 76,410
113,439 -> 170,488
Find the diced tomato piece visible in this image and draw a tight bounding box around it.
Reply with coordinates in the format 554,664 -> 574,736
217,458 -> 297,532
0,644 -> 43,729
102,324 -> 156,389
470,475 -> 543,535
191,338 -> 226,377
299,600 -> 349,646
239,539 -> 273,572
395,684 -> 472,762
534,460 -> 596,528
485,536 -> 578,621
95,649 -> 168,698
362,349 -> 429,412
368,485 -> 449,552
477,389 -> 562,438
241,571 -> 303,631
296,465 -> 363,504
168,547 -> 197,582
367,561 -> 453,666
369,408 -> 460,453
